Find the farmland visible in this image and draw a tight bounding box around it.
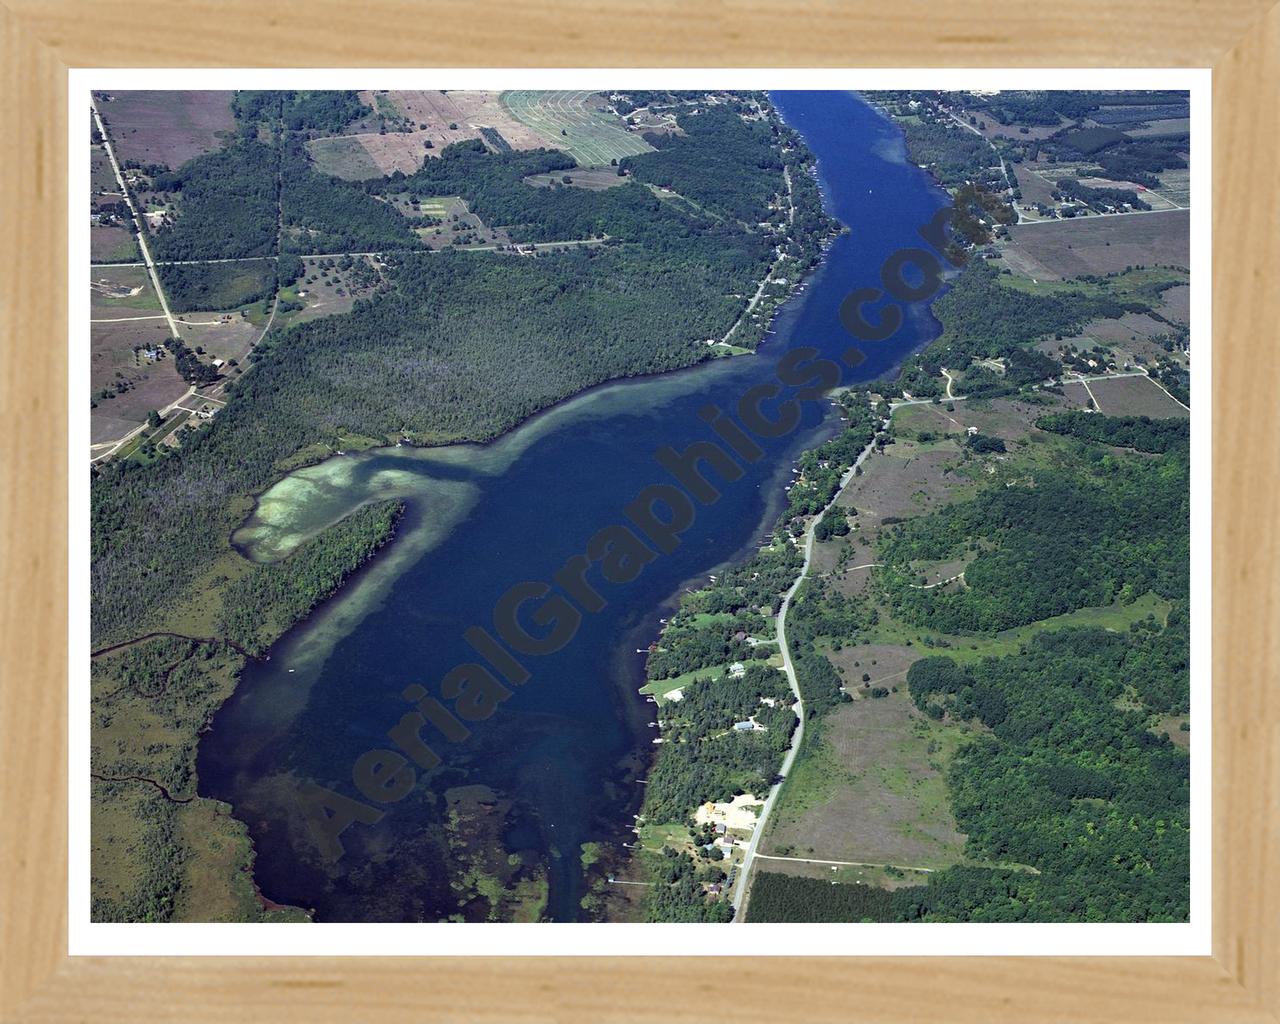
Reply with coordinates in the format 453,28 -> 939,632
1086,374 -> 1190,417
1004,209 -> 1190,280
96,90 -> 236,169
501,90 -> 653,166
307,91 -> 550,180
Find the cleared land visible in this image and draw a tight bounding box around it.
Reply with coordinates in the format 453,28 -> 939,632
95,91 -> 235,169
763,690 -> 970,870
308,91 -> 550,180
1004,209 -> 1190,280
91,225 -> 139,263
1086,374 -> 1190,417
501,90 -> 653,167
523,168 -> 627,191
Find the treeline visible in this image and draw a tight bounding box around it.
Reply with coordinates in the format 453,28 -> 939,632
780,396 -> 882,528
234,90 -> 370,133
1056,177 -> 1150,212
1036,410 -> 1189,453
878,449 -> 1189,633
218,500 -> 404,655
907,626 -> 1189,921
746,872 -> 914,922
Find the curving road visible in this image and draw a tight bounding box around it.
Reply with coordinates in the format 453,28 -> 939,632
731,420 -> 885,919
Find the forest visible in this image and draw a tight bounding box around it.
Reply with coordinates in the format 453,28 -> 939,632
907,625 -> 1189,921
218,500 -> 403,654
878,447 -> 1189,633
620,106 -> 783,222
150,140 -> 279,261
234,90 -> 370,133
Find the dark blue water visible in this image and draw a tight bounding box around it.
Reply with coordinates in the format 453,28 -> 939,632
197,91 -> 950,922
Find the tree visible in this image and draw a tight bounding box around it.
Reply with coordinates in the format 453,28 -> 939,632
147,410 -> 162,429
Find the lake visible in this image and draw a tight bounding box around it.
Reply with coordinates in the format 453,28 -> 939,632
197,90 -> 951,922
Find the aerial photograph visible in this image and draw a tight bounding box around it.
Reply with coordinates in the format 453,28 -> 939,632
87,87 -> 1192,925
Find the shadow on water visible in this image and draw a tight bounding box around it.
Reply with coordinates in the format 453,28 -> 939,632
196,90 -> 951,922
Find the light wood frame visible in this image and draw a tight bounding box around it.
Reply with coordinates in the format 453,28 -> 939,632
2,2 -> 1277,1020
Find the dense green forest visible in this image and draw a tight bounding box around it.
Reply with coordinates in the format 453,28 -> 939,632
620,106 -> 783,222
151,140 -> 279,260
234,90 -> 370,133
280,138 -> 422,254
908,625 -> 1189,921
747,872 -> 914,922
219,500 -> 403,654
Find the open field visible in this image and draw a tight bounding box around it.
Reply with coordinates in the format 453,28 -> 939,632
1086,374 -> 1190,417
91,147 -> 121,193
90,225 -> 139,263
95,90 -> 235,169
1159,283 -> 1191,324
501,90 -> 653,166
272,255 -> 382,328
308,90 -> 553,179
1127,117 -> 1191,138
90,265 -> 160,314
1003,209 -> 1190,280
763,692 -> 970,870
305,135 -> 385,180
523,168 -> 628,191
90,322 -> 186,444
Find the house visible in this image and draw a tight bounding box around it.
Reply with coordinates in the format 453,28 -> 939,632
728,662 -> 746,678
733,721 -> 755,731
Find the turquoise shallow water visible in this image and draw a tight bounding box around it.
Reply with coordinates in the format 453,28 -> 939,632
197,91 -> 951,922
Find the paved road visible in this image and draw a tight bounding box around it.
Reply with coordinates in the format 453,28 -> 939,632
731,422 -> 885,919
91,97 -> 181,340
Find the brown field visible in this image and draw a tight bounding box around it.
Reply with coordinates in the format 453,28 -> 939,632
309,91 -> 551,180
1158,283 -> 1191,325
443,90 -> 551,149
90,225 -> 138,263
1003,209 -> 1190,280
90,321 -> 187,444
1127,117 -> 1191,138
1013,162 -> 1058,207
763,688 -> 970,870
96,90 -> 235,169
1086,374 -> 1189,418
172,315 -> 259,368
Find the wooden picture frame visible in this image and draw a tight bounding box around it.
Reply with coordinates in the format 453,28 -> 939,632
1,2 -> 1276,1019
